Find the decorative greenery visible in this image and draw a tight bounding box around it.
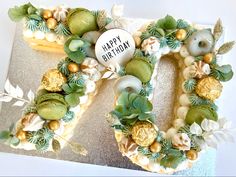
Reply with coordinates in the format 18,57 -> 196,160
139,82 -> 153,97
62,111 -> 75,123
62,83 -> 85,107
57,58 -> 70,76
117,66 -> 126,76
64,36 -> 90,64
184,79 -> 196,92
213,19 -> 223,42
140,31 -> 152,41
166,37 -> 181,49
8,3 -> 37,22
37,127 -> 54,140
176,19 -> 189,29
55,22 -> 71,36
25,19 -> 39,31
156,15 -> 177,30
52,139 -> 61,153
68,72 -> 85,85
37,21 -> 50,33
110,92 -> 154,126
0,123 -> 20,146
35,137 -> 50,152
26,131 -> 39,144
23,103 -> 37,115
217,41 -> 235,55
210,64 -> 234,82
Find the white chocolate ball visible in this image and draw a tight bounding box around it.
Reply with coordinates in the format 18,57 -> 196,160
177,106 -> 189,119
179,94 -> 191,106
173,119 -> 185,129
23,29 -> 34,38
184,56 -> 195,66
45,32 -> 57,42
166,127 -> 178,139
34,31 -> 45,40
180,46 -> 190,58
79,95 -> 89,105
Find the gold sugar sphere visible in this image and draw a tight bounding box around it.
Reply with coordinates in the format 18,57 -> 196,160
41,69 -> 67,92
176,29 -> 187,41
131,121 -> 157,147
203,53 -> 214,64
48,120 -> 60,131
42,9 -> 53,19
186,149 -> 198,160
68,63 -> 80,73
195,76 -> 223,101
150,141 -> 162,153
47,18 -> 58,30
16,130 -> 27,141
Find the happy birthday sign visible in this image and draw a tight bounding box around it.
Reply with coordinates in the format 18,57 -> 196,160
95,29 -> 135,67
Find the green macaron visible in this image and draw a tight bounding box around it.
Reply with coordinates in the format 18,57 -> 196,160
36,93 -> 68,120
67,8 -> 98,36
125,58 -> 153,83
185,105 -> 218,125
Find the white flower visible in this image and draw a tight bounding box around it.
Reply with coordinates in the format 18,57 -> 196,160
141,37 -> 160,55
190,122 -> 202,136
202,63 -> 211,75
172,133 -> 191,151
111,5 -> 124,18
53,6 -> 68,22
201,119 -> 219,132
23,115 -> 45,131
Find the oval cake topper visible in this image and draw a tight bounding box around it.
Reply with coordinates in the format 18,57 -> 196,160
95,29 -> 135,67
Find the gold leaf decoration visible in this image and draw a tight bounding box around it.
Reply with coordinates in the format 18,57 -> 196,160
213,19 -> 223,42
69,142 -> 88,156
217,41 -> 235,54
52,139 -> 61,153
97,10 -> 107,30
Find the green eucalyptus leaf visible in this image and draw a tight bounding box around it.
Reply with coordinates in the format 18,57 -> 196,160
27,6 -> 37,14
117,92 -> 129,106
160,151 -> 186,169
28,14 -> 42,21
132,96 -> 152,112
156,18 -> 165,29
9,136 -> 20,146
211,64 -> 234,82
65,93 -> 81,107
164,15 -> 177,30
215,64 -> 232,73
0,131 -> 11,140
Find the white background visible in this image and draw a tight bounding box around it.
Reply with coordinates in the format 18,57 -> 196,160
0,0 -> 236,176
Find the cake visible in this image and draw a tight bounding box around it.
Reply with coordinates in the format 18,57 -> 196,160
0,2 -> 234,174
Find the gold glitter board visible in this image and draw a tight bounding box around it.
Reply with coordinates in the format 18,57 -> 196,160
0,24 -> 179,170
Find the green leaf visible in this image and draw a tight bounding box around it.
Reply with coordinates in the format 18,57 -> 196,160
132,95 -> 152,112
211,64 -> 234,82
0,131 -> 11,140
52,139 -> 61,153
215,64 -> 232,73
156,18 -> 165,29
160,150 -> 186,169
9,137 -> 20,146
65,93 -> 81,107
117,92 -> 129,106
28,14 -> 42,21
163,15 -> 177,30
8,3 -> 36,22
217,41 -> 235,55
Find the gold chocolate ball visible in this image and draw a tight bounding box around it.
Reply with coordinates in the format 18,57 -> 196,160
203,53 -> 214,64
176,29 -> 187,41
68,63 -> 80,73
150,141 -> 162,153
16,130 -> 27,141
196,76 -> 223,101
131,121 -> 157,147
48,120 -> 60,131
47,18 -> 58,29
41,69 -> 67,92
43,9 -> 53,19
186,149 -> 198,160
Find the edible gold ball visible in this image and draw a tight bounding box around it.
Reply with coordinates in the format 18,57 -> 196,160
203,53 -> 214,64
43,9 -> 53,19
176,29 -> 187,41
150,141 -> 162,153
48,120 -> 60,131
68,63 -> 80,73
41,69 -> 67,92
131,121 -> 157,147
16,130 -> 27,141
47,18 -> 58,30
186,149 -> 198,160
196,76 -> 223,101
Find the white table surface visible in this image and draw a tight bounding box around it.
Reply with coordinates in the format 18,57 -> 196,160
0,0 -> 236,176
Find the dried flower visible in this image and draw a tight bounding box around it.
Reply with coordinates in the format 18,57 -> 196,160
193,61 -> 211,78
172,133 -> 191,151
141,37 -> 160,55
53,6 -> 68,22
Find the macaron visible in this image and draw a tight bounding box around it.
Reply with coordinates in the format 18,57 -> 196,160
36,93 -> 68,120
185,105 -> 218,125
125,58 -> 153,83
67,8 -> 98,36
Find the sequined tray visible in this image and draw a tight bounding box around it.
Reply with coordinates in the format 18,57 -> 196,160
0,24 -> 187,170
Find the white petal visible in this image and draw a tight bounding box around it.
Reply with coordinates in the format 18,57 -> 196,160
190,122 -> 202,135
201,119 -> 219,132
4,79 -> 16,96
12,101 -> 25,107
0,96 -> 12,102
27,90 -> 35,102
16,85 -> 23,98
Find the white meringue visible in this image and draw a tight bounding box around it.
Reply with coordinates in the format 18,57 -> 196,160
180,46 -> 190,58
179,94 -> 191,106
177,106 -> 189,119
184,56 -> 195,66
34,31 -> 45,40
